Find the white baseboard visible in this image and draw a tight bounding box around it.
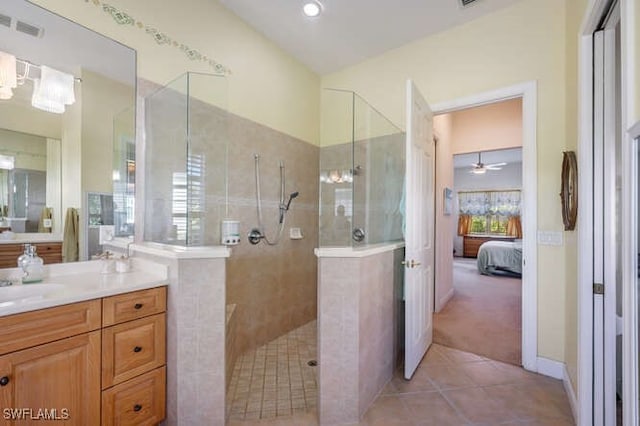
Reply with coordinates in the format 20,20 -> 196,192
536,357 -> 564,380
435,288 -> 454,312
562,365 -> 578,423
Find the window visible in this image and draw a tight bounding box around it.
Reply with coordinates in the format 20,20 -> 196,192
469,214 -> 509,235
458,190 -> 521,236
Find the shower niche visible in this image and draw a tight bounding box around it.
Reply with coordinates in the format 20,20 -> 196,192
320,89 -> 405,248
144,72 -> 228,246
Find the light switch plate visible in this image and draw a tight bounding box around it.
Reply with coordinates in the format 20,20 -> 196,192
537,230 -> 564,246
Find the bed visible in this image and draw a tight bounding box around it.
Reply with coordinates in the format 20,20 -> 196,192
477,240 -> 523,277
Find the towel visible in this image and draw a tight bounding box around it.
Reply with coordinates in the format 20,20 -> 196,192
62,207 -> 79,262
38,207 -> 53,233
32,65 -> 75,113
0,51 -> 17,100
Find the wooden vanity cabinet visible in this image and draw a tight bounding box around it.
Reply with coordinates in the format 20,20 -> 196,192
101,287 -> 167,425
0,286 -> 167,426
0,242 -> 63,268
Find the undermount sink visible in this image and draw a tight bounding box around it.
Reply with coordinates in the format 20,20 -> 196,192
0,284 -> 65,304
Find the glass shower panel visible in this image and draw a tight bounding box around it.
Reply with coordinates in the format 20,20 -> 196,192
319,89 -> 404,247
144,72 -> 227,246
352,93 -> 405,247
319,89 -> 355,247
113,106 -> 135,237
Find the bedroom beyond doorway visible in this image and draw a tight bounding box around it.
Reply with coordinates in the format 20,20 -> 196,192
432,97 -> 524,366
434,257 -> 522,365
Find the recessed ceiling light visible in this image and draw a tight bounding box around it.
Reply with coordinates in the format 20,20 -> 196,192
303,1 -> 322,18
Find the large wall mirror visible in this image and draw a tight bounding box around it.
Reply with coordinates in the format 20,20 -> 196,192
0,0 -> 136,262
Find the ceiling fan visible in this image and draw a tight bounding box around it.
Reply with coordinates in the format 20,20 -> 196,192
470,152 -> 506,174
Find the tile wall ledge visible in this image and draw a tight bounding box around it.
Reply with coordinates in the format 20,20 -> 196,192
314,241 -> 405,258
130,241 -> 231,259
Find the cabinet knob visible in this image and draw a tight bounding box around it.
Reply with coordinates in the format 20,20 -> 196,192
133,404 -> 142,412
134,303 -> 143,310
133,346 -> 142,353
0,376 -> 9,386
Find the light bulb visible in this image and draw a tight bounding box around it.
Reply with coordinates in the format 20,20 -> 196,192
303,1 -> 322,17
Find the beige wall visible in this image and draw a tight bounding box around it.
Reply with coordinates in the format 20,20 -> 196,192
323,0 -> 571,363
433,114 -> 454,311
0,129 -> 47,171
450,98 -> 523,154
81,70 -> 135,195
32,0 -> 320,146
0,101 -> 62,140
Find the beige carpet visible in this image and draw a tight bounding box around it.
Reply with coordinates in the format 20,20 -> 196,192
434,258 -> 522,365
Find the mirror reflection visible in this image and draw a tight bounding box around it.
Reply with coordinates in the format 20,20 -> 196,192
0,128 -> 61,234
0,0 -> 136,265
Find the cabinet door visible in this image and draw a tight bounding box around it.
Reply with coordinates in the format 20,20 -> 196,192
0,331 -> 101,426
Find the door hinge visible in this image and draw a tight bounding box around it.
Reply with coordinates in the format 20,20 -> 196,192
593,283 -> 605,295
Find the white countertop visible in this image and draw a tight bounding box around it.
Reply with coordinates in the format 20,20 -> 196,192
314,241 -> 405,258
0,233 -> 63,244
0,258 -> 168,317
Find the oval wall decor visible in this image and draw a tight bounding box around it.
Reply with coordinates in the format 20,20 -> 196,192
560,151 -> 578,231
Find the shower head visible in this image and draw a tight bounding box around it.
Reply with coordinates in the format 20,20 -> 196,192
285,191 -> 299,211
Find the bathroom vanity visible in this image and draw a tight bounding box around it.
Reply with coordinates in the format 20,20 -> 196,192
0,261 -> 167,425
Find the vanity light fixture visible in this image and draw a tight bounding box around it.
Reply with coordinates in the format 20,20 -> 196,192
0,155 -> 15,170
0,51 -> 17,100
303,1 -> 322,17
31,65 -> 75,114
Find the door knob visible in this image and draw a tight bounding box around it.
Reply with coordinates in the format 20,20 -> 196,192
401,259 -> 421,268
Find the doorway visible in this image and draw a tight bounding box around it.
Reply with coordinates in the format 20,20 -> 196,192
435,143 -> 523,365
430,82 -> 538,372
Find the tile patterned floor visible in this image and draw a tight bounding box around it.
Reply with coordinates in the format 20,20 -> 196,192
227,321 -> 318,421
229,342 -> 576,426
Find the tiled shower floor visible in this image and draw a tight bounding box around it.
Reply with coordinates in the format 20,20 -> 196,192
227,320 -> 318,421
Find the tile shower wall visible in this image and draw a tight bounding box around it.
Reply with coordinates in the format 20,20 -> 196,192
140,74 -> 318,382
225,113 -> 319,355
320,134 -> 404,247
317,247 -> 403,425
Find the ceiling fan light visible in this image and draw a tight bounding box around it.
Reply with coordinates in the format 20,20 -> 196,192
472,168 -> 486,175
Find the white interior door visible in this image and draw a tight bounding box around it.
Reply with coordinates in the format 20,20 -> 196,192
592,10 -> 620,424
404,80 -> 435,379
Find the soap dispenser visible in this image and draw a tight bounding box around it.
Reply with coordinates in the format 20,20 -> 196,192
17,243 -> 31,269
22,245 -> 44,284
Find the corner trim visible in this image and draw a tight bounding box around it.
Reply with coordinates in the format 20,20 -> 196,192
536,357 -> 564,380
435,288 -> 454,312
563,365 -> 579,423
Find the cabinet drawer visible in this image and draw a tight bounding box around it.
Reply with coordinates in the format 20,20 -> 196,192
0,300 -> 102,355
102,314 -> 166,388
102,366 -> 166,426
103,287 -> 166,326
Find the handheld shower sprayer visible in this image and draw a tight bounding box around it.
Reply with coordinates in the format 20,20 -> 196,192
251,154 -> 300,244
280,191 -> 299,224
286,192 -> 299,211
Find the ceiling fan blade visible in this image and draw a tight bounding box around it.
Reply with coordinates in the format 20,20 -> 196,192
485,165 -> 503,170
487,162 -> 507,167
